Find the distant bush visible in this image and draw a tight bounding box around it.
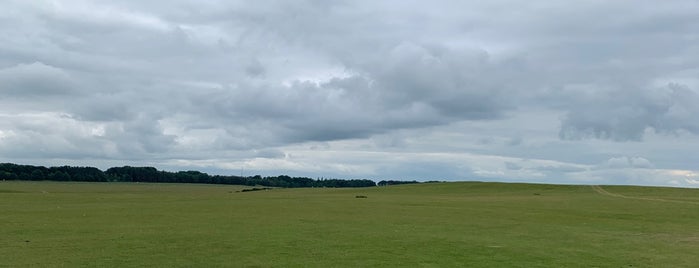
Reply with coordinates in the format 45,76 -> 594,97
377,180 -> 420,186
241,187 -> 273,192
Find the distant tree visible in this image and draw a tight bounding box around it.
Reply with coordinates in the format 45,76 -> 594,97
0,171 -> 18,180
30,170 -> 45,180
0,162 -> 379,188
48,171 -> 70,181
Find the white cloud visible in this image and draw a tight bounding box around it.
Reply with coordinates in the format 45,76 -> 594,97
40,0 -> 172,32
603,156 -> 654,169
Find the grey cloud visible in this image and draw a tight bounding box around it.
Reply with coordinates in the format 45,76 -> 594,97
560,83 -> 699,141
253,149 -> 286,159
199,42 -> 513,144
112,114 -> 176,154
0,62 -> 76,96
186,75 -> 448,145
2,0 -> 699,187
366,43 -> 511,119
12,0 -> 694,148
505,162 -> 522,170
534,165 -> 588,174
245,58 -> 266,78
69,95 -> 138,122
507,136 -> 523,146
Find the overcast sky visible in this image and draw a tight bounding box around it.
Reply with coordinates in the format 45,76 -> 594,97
2,0 -> 699,187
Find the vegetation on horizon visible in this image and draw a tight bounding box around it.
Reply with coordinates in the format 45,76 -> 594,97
0,162 -> 376,188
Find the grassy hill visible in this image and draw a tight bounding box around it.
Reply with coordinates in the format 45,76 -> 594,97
1,181 -> 698,267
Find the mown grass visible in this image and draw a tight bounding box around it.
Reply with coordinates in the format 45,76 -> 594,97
1,181 -> 698,267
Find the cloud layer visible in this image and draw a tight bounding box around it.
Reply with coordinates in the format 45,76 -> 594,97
1,0 -> 699,187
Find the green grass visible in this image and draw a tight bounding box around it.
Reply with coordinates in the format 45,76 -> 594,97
1,181 -> 698,267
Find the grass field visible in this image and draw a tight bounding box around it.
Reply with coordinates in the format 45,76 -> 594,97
2,181 -> 698,267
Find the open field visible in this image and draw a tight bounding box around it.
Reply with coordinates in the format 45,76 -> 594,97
2,181 -> 698,267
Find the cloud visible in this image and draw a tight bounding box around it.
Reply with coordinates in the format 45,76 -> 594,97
37,0 -> 172,33
0,112 -> 112,158
602,156 -> 654,169
505,162 -> 522,170
0,62 -> 76,96
559,83 -> 699,141
1,1 -> 699,187
534,165 -> 589,173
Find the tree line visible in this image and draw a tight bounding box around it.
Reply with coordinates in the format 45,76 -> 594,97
0,163 -> 377,188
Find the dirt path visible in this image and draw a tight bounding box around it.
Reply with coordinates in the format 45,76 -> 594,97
590,185 -> 699,205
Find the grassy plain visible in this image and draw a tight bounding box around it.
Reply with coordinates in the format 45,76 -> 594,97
1,181 -> 698,267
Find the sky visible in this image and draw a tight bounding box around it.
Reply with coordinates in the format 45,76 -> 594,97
1,0 -> 699,187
